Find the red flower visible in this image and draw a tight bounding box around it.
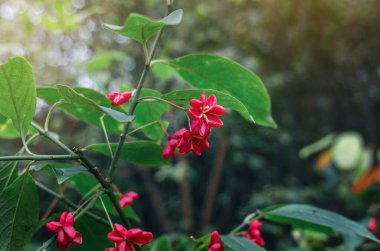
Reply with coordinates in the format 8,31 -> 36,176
368,217 -> 377,233
107,92 -> 133,106
189,93 -> 226,136
208,231 -> 224,251
119,192 -> 139,209
162,128 -> 187,159
244,220 -> 265,247
106,224 -> 153,251
177,128 -> 210,156
46,212 -> 82,251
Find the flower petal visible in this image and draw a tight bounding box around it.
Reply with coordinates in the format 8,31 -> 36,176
64,212 -> 75,226
136,232 -> 153,246
189,108 -> 202,119
72,231 -> 83,245
57,229 -> 66,245
190,99 -> 203,108
114,223 -> 129,237
59,212 -> 68,224
206,95 -> 217,107
206,115 -> 223,127
46,221 -> 62,233
107,231 -> 124,244
63,225 -> 77,240
209,105 -> 226,116
119,196 -> 133,208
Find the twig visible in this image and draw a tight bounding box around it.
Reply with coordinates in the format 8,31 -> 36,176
0,154 -> 79,162
35,180 -> 109,226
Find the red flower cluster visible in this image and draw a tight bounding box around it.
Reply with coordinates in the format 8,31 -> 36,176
208,231 -> 224,251
46,212 -> 83,251
106,224 -> 153,251
107,92 -> 133,106
368,217 -> 377,233
244,220 -> 265,247
163,93 -> 226,159
119,191 -> 139,209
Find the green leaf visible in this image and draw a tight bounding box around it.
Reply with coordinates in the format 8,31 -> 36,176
0,172 -> 39,251
151,236 -> 172,251
57,85 -> 134,123
135,89 -> 170,141
84,141 -> 168,167
156,54 -> 276,128
66,174 -> 140,222
73,215 -> 112,251
32,163 -> 87,184
0,115 -> 20,139
0,56 -> 36,136
103,9 -> 183,43
0,161 -> 18,192
262,204 -> 379,243
163,89 -> 254,123
37,87 -> 125,133
221,236 -> 266,251
299,133 -> 336,158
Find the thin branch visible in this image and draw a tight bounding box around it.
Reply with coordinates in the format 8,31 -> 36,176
125,120 -> 169,138
0,154 -> 79,162
44,100 -> 63,131
100,114 -> 113,157
99,195 -> 113,229
35,180 -> 109,226
138,96 -> 188,111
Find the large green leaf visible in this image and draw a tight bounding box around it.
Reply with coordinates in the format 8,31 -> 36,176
0,56 -> 36,135
57,85 -> 134,123
0,161 -> 18,192
84,141 -> 168,167
262,204 -> 379,243
38,87 -> 124,133
151,236 -> 172,251
103,9 -> 183,43
0,115 -> 20,139
134,89 -> 170,141
32,163 -> 87,184
163,89 -> 254,123
156,54 -> 276,128
66,174 -> 140,222
0,172 -> 39,251
221,236 -> 266,251
74,215 -> 112,251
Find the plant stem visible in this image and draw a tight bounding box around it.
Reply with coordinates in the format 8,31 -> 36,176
36,235 -> 56,251
99,195 -> 114,228
73,190 -> 103,216
107,2 -> 173,179
44,100 -> 63,131
126,120 -> 169,138
100,113 -> 113,157
0,154 -> 79,161
138,96 -> 188,110
31,121 -> 131,228
35,180 -> 109,226
228,212 -> 260,235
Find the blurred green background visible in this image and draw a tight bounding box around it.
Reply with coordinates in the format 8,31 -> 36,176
1,0 -> 380,250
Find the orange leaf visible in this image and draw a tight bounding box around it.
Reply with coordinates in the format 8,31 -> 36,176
352,166 -> 380,194
316,150 -> 332,171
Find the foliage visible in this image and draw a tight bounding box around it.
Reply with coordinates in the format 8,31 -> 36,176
0,0 -> 379,251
